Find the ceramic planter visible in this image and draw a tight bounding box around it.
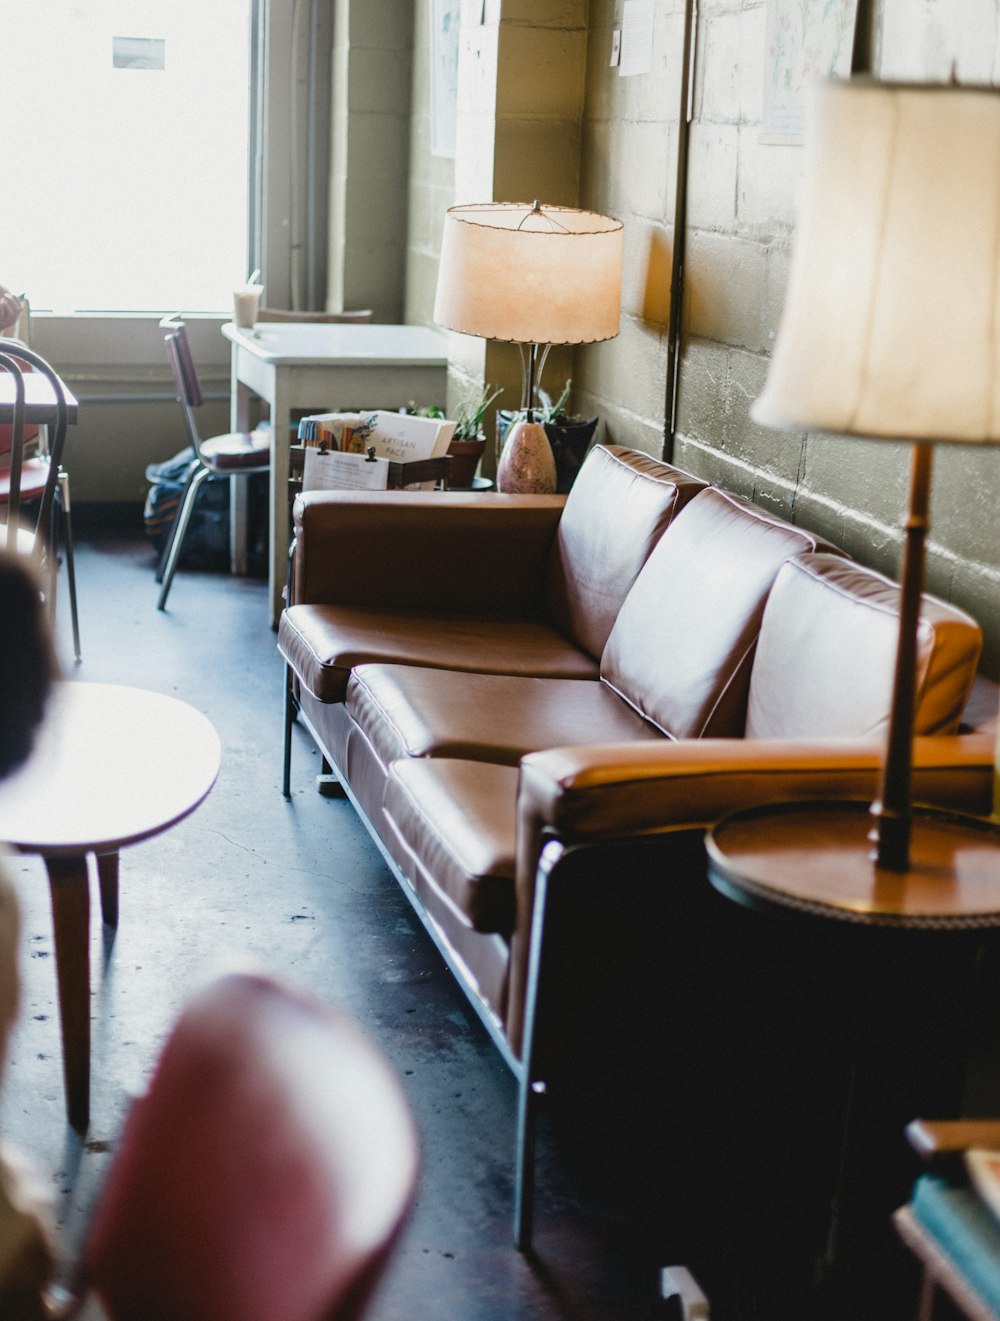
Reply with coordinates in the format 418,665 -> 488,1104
446,435 -> 487,488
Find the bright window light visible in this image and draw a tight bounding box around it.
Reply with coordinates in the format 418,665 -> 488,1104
0,1 -> 252,314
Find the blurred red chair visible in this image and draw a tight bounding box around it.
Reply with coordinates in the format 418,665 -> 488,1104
71,971 -> 419,1321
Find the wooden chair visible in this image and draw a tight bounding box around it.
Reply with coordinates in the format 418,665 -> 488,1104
69,971 -> 419,1321
157,316 -> 271,610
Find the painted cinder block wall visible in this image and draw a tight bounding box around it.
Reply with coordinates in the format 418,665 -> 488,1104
670,0 -> 1000,673
329,0 -> 414,322
400,0 -> 1000,674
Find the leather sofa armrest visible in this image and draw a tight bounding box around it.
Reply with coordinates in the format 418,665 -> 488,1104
290,489 -> 566,611
505,734 -> 994,1057
517,733 -> 994,842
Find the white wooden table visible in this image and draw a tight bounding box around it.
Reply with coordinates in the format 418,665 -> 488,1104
222,322 -> 449,625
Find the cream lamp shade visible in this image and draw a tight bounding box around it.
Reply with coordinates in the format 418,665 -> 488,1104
752,78 -> 1000,874
433,202 -> 624,347
754,79 -> 1000,443
434,201 -> 623,495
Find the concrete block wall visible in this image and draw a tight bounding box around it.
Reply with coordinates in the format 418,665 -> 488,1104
572,0 -> 685,459
405,0 -> 456,343
403,0 -> 592,466
360,0 -> 1000,668
568,0 -> 1000,673
328,0 -> 413,322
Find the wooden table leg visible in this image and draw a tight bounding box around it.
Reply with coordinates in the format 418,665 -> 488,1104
45,855 -> 91,1132
96,852 -> 119,928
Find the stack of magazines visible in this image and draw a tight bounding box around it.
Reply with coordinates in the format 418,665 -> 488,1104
297,410 -> 455,491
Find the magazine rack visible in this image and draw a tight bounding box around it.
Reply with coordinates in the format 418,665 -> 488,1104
287,445 -> 452,500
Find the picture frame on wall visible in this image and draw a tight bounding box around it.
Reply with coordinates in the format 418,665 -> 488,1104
761,0 -> 860,143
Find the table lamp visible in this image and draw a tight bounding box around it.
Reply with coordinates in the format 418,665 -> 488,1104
433,201 -> 623,492
753,78 -> 1000,873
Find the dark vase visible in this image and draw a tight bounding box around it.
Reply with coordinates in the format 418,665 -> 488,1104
543,417 -> 599,493
496,411 -> 599,494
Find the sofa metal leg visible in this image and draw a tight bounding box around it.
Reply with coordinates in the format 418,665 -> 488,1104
513,863 -> 554,1252
282,667 -> 295,799
514,1072 -> 544,1252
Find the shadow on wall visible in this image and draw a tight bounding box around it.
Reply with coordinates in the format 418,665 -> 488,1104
642,227 -> 671,327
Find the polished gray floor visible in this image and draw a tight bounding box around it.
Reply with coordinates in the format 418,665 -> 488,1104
0,529 -> 670,1320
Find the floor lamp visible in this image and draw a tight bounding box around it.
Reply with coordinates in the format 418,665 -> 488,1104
701,83 -> 1000,1301
433,201 -> 623,493
752,77 -> 1000,875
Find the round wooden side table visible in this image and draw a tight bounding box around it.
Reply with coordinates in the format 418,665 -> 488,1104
0,682 -> 221,1130
706,799 -> 1000,930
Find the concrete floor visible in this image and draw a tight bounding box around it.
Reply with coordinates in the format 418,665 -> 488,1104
0,528 -> 676,1320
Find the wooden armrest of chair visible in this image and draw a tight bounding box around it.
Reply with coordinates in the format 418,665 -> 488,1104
906,1118 -> 1000,1161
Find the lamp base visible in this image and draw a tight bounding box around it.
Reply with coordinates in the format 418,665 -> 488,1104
497,419 -> 556,494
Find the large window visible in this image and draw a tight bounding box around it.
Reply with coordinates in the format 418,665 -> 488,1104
0,1 -> 252,313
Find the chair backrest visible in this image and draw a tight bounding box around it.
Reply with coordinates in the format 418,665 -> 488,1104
0,339 -> 68,547
81,972 -> 419,1321
257,307 -> 374,323
159,316 -> 207,457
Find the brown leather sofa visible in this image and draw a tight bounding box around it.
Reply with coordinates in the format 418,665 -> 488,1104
277,443 -> 995,1246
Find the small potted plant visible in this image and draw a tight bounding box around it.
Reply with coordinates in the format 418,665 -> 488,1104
497,379 -> 598,493
447,383 -> 503,488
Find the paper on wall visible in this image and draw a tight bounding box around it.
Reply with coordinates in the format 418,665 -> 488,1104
619,0 -> 653,77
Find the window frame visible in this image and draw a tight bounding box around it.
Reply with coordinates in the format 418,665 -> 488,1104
28,0 -> 329,372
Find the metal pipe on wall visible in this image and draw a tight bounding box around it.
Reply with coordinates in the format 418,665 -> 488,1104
663,0 -> 699,464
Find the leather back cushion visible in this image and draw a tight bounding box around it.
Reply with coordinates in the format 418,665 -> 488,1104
746,553 -> 982,739
545,444 -> 706,659
601,487 -> 836,739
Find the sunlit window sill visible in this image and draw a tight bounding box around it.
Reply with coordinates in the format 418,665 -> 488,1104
29,312 -> 232,373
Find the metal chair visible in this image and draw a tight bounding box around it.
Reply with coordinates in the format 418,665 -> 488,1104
73,971 -> 419,1321
157,316 -> 271,610
0,303 -> 81,660
0,340 -> 76,656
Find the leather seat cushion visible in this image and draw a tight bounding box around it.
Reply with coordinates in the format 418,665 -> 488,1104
278,606 -> 599,703
601,487 -> 838,740
544,444 -> 707,660
201,429 -> 270,472
384,758 -> 520,934
347,665 -> 661,772
745,553 -> 982,739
